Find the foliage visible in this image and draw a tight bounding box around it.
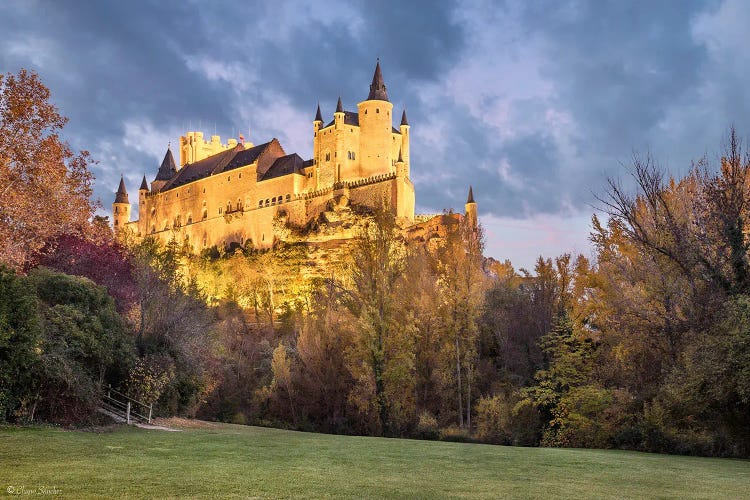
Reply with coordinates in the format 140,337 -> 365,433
0,70 -> 95,269
0,266 -> 135,424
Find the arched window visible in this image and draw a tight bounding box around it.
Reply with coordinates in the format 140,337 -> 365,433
237,198 -> 242,211
226,201 -> 232,213
202,209 -> 207,219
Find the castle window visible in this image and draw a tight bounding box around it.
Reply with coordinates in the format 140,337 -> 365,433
227,202 -> 232,212
219,207 -> 223,214
176,193 -> 179,198
227,176 -> 231,182
187,216 -> 193,225
364,110 -> 367,114
239,173 -> 242,179
114,207 -> 119,214
352,152 -> 356,160
237,199 -> 242,211
202,209 -> 207,219
114,220 -> 119,226
376,108 -> 379,113
258,200 -> 263,207
151,226 -> 155,234
203,188 -> 206,193
265,199 -> 269,206
334,152 -> 337,158
286,194 -> 291,202
325,152 -> 330,161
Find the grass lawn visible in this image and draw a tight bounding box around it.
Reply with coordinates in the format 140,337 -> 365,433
1,421 -> 748,499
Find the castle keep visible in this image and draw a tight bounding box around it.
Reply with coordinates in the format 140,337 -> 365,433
113,62 -> 473,250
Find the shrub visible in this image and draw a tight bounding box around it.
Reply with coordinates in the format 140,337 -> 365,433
415,411 -> 439,440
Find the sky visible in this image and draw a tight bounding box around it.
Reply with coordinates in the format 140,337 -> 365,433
2,0 -> 750,270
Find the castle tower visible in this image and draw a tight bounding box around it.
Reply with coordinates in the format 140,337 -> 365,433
465,186 -> 477,229
112,176 -> 131,230
137,175 -> 148,236
151,148 -> 178,192
334,97 -> 345,182
399,109 -> 410,178
357,60 -> 394,179
313,103 -> 323,188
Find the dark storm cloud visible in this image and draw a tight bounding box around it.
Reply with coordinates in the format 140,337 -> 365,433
2,0 -> 749,266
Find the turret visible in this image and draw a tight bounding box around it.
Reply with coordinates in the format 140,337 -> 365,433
151,148 -> 177,192
357,60 -> 394,179
112,176 -> 131,231
399,108 -> 410,177
395,147 -> 407,178
334,96 -> 344,128
465,186 -> 477,229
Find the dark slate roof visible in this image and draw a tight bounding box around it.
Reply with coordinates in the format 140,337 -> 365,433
114,176 -> 129,203
156,139 -> 291,191
467,186 -> 475,204
336,96 -> 344,113
314,103 -> 323,122
401,109 -> 408,126
261,153 -> 307,181
224,142 -> 273,171
325,110 -> 360,128
139,175 -> 149,191
368,60 -> 389,101
155,148 -> 178,181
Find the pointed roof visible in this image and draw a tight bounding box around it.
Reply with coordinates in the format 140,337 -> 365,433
467,186 -> 475,204
367,60 -> 389,101
114,176 -> 129,204
139,175 -> 149,191
155,148 -> 178,181
315,103 -> 323,122
397,147 -> 403,163
336,96 -> 344,113
401,109 -> 409,126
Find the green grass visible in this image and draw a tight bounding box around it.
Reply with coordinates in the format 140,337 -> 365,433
1,423 -> 748,499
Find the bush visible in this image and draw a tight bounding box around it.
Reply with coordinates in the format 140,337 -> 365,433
475,394 -> 542,446
415,412 -> 439,440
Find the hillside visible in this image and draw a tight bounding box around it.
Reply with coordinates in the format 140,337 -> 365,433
1,422 -> 748,498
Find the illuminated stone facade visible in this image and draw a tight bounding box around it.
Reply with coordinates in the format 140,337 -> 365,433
112,61 -> 420,251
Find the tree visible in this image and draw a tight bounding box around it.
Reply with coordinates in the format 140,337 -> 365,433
0,70 -> 95,269
343,210 -> 416,435
435,216 -> 486,429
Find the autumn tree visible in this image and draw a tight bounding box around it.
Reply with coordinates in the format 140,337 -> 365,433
342,210 -> 416,435
0,70 -> 95,269
435,216 -> 486,429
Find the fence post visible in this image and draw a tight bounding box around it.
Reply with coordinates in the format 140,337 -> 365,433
148,404 -> 152,424
126,401 -> 131,425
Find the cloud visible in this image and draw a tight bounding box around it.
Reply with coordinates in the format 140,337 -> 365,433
2,0 -> 750,267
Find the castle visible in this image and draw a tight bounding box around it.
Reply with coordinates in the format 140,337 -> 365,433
113,61 -> 476,250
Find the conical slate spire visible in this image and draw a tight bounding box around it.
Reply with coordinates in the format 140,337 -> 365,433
335,96 -> 344,113
467,186 -> 475,204
401,108 -> 409,126
139,175 -> 149,191
397,147 -> 403,163
315,103 -> 323,122
367,60 -> 389,101
114,176 -> 129,204
155,148 -> 178,180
